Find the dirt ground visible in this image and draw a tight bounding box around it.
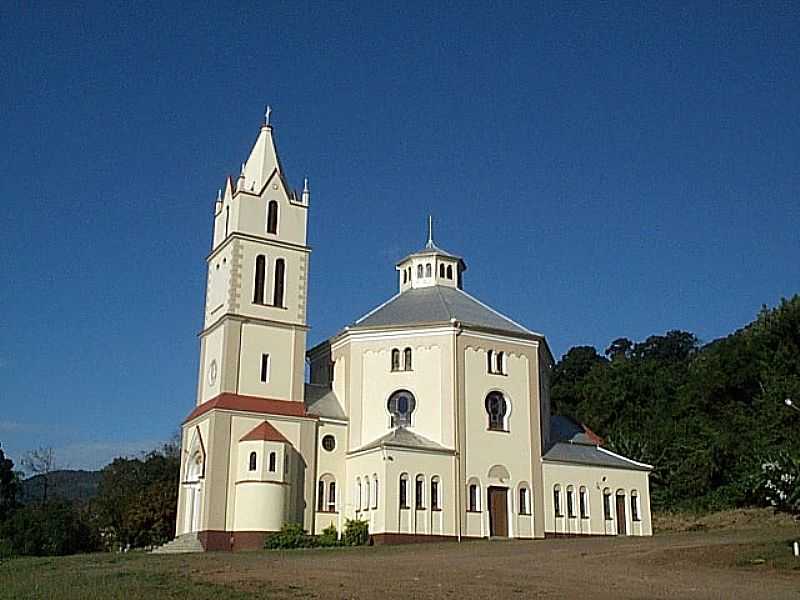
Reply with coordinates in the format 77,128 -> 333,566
181,521 -> 800,599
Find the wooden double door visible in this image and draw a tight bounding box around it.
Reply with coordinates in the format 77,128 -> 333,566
488,486 -> 508,537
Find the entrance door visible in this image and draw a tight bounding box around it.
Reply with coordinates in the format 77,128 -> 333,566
488,487 -> 508,537
615,494 -> 627,536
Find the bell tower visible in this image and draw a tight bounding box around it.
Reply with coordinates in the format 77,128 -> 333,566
196,109 -> 310,406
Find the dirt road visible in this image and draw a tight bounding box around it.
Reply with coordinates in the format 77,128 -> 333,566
191,525 -> 800,599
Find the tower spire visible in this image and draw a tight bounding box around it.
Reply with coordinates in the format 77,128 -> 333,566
265,105 -> 272,127
426,215 -> 434,248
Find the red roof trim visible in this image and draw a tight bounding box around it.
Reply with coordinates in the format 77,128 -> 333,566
581,424 -> 605,446
184,393 -> 312,423
240,420 -> 291,444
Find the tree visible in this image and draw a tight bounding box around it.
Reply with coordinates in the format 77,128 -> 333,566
605,337 -> 633,362
0,444 -> 20,522
94,442 -> 180,549
21,447 -> 56,504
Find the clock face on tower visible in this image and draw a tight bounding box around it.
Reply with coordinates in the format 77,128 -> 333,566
208,360 -> 218,386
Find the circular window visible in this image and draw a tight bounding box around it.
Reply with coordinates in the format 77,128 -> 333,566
387,390 -> 416,427
321,434 -> 336,452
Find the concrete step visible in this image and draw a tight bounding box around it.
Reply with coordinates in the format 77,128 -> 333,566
151,533 -> 204,554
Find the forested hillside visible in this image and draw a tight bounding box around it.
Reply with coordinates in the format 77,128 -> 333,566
552,295 -> 800,512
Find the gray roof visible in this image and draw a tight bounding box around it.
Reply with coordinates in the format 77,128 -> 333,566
354,427 -> 453,454
352,285 -> 537,337
397,242 -> 463,265
304,384 -> 346,420
543,442 -> 652,472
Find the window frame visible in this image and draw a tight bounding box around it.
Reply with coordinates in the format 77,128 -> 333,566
631,490 -> 640,522
415,475 -> 425,510
268,451 -> 276,472
253,254 -> 266,304
467,482 -> 480,512
579,486 -> 589,519
248,451 -> 257,472
553,484 -> 562,518
566,486 -> 576,518
485,391 -> 509,432
260,353 -> 270,383
431,476 -> 441,511
518,486 -> 531,515
399,474 -> 409,509
266,200 -> 278,234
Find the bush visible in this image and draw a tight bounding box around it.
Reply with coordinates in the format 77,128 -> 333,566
318,524 -> 340,547
0,501 -> 99,556
264,522 -> 316,549
342,518 -> 369,546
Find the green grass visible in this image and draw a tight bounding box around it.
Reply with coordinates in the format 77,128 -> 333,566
0,553 -> 272,600
734,538 -> 800,572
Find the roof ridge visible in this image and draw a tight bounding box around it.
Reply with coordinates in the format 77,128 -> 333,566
457,288 -> 541,336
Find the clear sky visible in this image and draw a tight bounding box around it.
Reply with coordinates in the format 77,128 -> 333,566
1,2 -> 798,470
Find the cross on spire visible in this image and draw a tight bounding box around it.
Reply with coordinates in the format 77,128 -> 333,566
265,105 -> 272,126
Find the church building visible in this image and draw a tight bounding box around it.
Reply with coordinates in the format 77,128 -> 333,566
171,115 -> 652,551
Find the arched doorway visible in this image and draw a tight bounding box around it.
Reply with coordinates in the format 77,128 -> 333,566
185,452 -> 203,533
487,465 -> 511,538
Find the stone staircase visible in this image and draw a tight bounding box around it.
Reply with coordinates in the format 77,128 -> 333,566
151,533 -> 204,554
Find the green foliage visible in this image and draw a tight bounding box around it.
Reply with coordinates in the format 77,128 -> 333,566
93,441 -> 180,550
342,518 -> 369,546
318,523 -> 340,547
0,500 -> 99,556
264,522 -> 316,549
0,445 -> 20,522
553,295 -> 800,513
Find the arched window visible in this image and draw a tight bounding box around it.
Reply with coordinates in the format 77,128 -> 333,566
446,265 -> 453,279
567,485 -> 576,518
253,255 -> 266,304
273,258 -> 285,307
579,486 -> 589,519
519,486 -> 530,515
403,270 -> 407,284
403,347 -> 412,371
388,390 -> 416,428
391,348 -> 400,371
372,475 -> 379,509
268,451 -> 276,472
496,352 -> 505,375
485,392 -> 508,431
364,479 -> 371,511
439,263 -> 445,277
248,451 -> 257,472
425,263 -> 432,277
356,478 -> 362,511
487,350 -> 494,373
431,476 -> 440,510
399,473 -> 409,508
317,479 -> 325,511
415,475 -> 425,509
266,200 -> 278,234
328,481 -> 336,512
417,264 -> 423,278
631,490 -> 640,521
553,484 -> 562,517
467,482 -> 480,512
603,488 -> 613,520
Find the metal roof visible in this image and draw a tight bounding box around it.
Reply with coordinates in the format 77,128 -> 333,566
354,427 -> 453,454
352,285 -> 537,337
543,442 -> 652,472
304,384 -> 346,420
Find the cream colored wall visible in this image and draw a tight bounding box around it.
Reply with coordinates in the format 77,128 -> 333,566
460,335 -> 542,539
233,238 -> 309,326
237,322 -> 305,402
338,330 -> 455,451
197,325 -> 224,405
313,420 -> 347,534
345,448 -> 455,537
177,417 -> 213,536
542,462 -> 652,536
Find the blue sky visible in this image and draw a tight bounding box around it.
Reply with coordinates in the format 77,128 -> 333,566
1,2 -> 798,470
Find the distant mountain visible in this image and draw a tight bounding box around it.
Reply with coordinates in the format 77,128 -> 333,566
20,469 -> 102,505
